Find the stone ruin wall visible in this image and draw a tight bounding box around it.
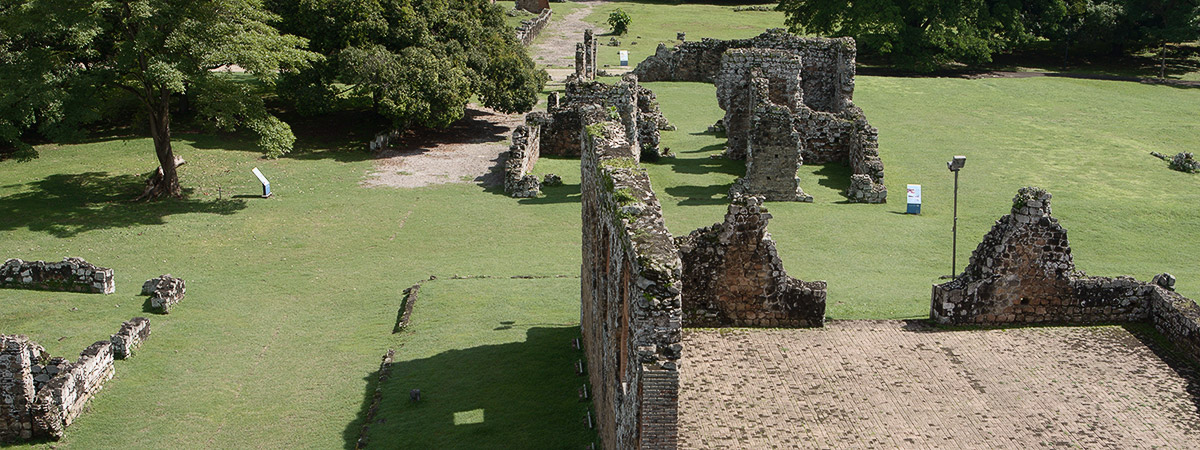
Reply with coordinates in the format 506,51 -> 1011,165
504,120 -> 543,198
514,0 -> 549,14
633,29 -> 855,114
573,29 -> 598,82
537,74 -> 667,159
514,8 -> 552,46
1,258 -> 115,294
931,187 -> 1200,362
1,318 -> 149,442
676,196 -> 826,327
637,31 -> 886,203
580,116 -> 682,449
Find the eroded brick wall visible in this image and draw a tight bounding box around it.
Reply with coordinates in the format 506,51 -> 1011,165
581,116 -> 682,449
537,74 -> 667,158
1,258 -> 114,294
676,196 -> 826,327
504,121 -> 543,198
573,30 -> 598,81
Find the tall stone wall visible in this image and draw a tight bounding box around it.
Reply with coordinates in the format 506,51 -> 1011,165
0,318 -> 149,442
676,196 -> 826,327
633,29 -> 856,114
573,30 -> 598,81
537,74 -> 667,158
581,116 -> 682,449
1,258 -> 115,294
715,49 -> 803,161
514,8 -> 552,46
504,121 -> 543,198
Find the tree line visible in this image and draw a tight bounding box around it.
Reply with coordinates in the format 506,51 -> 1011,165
0,0 -> 546,199
776,0 -> 1200,71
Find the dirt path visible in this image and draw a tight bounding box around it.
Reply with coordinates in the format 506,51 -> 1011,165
532,2 -> 604,81
681,321 -> 1200,449
362,105 -> 521,189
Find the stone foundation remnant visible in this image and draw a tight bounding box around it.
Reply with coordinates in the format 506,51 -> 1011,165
535,73 -> 670,160
572,30 -> 598,82
633,29 -> 886,203
676,195 -> 826,327
514,0 -> 548,14
514,8 -> 552,46
1,258 -> 115,294
504,119 -> 543,198
931,187 -> 1200,361
1,318 -> 149,442
142,275 -> 185,313
581,113 -> 682,449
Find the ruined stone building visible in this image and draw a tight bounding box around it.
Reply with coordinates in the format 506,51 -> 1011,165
633,29 -> 887,203
573,29 -> 598,82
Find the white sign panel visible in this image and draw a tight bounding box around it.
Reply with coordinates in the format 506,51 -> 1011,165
906,184 -> 921,204
619,50 -> 629,66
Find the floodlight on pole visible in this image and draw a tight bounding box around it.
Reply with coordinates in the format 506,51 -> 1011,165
947,156 -> 966,279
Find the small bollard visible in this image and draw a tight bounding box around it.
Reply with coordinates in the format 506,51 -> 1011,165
410,389 -> 421,402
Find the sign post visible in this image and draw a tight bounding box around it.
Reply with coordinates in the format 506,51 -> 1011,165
906,184 -> 921,214
251,167 -> 271,198
619,50 -> 629,67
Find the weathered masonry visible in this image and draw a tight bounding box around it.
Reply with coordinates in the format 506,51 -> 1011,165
514,8 -> 551,46
581,113 -> 683,449
676,195 -> 826,327
503,118 -> 543,198
1,258 -> 115,294
536,73 -> 670,159
1,318 -> 149,442
932,187 -> 1200,361
573,30 -> 598,82
633,29 -> 886,203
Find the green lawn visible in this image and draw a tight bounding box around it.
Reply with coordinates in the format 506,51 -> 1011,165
0,5 -> 1197,448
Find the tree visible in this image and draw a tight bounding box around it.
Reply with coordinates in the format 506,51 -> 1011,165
776,0 -> 1070,71
608,9 -> 632,36
0,0 -> 317,199
267,0 -> 547,130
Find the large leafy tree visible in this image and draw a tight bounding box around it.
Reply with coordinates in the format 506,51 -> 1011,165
268,0 -> 546,130
0,0 -> 317,199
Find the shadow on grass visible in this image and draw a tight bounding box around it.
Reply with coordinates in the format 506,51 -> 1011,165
344,327 -> 597,449
0,172 -> 246,238
519,183 -> 582,205
664,183 -> 731,205
812,163 -> 851,192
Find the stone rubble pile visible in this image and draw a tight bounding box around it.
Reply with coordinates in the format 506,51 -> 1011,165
142,274 -> 186,313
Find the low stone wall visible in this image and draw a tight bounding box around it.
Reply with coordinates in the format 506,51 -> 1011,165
504,122 -> 543,198
1,319 -> 150,442
1,258 -> 114,294
581,116 -> 682,449
931,187 -> 1200,364
514,8 -> 552,46
633,29 -> 856,114
142,275 -> 185,313
676,196 -> 826,327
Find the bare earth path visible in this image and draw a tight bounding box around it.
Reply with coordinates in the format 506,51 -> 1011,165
681,321 -> 1200,449
531,2 -> 603,82
363,105 -> 520,188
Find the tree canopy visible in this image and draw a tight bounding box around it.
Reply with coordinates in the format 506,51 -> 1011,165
267,0 -> 547,130
0,0 -> 317,198
776,0 -> 1200,71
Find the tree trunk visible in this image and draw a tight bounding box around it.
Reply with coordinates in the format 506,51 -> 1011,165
137,96 -> 183,200
1160,44 -> 1167,79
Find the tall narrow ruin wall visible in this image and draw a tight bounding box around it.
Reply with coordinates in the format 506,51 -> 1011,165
676,196 -> 826,327
931,187 -> 1200,366
538,75 -> 665,158
1,319 -> 149,442
1,258 -> 115,294
574,29 -> 598,81
504,123 -> 542,198
633,29 -> 856,114
581,118 -> 682,449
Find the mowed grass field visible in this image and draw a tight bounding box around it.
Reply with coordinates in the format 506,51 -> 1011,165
1,2 -> 1199,448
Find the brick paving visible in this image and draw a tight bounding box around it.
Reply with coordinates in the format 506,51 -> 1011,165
680,321 -> 1200,449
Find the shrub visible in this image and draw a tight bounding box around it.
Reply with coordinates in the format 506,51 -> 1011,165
608,9 -> 631,36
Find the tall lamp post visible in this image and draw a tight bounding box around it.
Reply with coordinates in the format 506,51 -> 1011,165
947,156 -> 966,279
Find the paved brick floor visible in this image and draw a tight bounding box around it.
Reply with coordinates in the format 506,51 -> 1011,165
680,321 -> 1200,449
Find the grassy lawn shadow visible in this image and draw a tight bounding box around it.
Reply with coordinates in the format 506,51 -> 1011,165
0,172 -> 246,238
664,183 -> 731,205
347,326 -> 596,449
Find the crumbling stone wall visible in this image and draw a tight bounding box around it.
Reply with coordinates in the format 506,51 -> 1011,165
573,30 -> 598,81
676,196 -> 826,327
514,8 -> 552,46
634,29 -> 856,113
514,0 -> 548,14
714,47 -> 884,202
1,258 -> 114,294
537,74 -> 668,159
142,275 -> 185,313
581,115 -> 682,449
1,318 -> 148,442
504,121 -> 543,198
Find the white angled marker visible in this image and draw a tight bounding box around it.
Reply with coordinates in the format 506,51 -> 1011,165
251,167 -> 271,198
